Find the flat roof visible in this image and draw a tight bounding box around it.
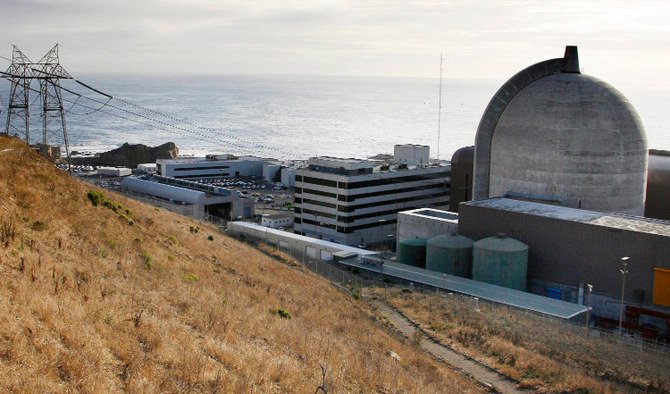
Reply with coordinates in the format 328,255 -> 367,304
158,155 -> 263,165
400,208 -> 459,222
228,222 -> 379,256
312,156 -> 372,164
341,258 -> 588,319
463,198 -> 670,238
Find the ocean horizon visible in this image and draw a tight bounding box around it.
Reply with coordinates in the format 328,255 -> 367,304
1,73 -> 668,160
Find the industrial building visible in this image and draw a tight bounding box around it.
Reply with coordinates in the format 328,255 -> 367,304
393,144 -> 430,167
458,198 -> 670,310
473,46 -> 648,215
121,175 -> 254,221
97,167 -> 132,177
280,167 -> 296,188
229,221 -> 588,320
293,147 -> 450,246
396,208 -> 458,248
261,212 -> 293,229
137,163 -> 158,174
156,154 -> 264,179
262,162 -> 282,182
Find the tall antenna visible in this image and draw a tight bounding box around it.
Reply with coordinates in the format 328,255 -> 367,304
436,53 -> 443,161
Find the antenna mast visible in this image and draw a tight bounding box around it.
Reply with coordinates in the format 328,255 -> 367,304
436,53 -> 443,161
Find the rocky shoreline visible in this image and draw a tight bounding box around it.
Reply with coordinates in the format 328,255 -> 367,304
69,142 -> 179,168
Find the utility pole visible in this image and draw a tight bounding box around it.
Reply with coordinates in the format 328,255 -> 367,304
585,283 -> 593,331
618,257 -> 630,336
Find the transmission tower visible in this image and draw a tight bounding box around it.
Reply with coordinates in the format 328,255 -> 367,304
2,44 -> 72,160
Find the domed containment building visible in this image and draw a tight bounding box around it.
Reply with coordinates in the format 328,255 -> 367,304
473,46 -> 648,215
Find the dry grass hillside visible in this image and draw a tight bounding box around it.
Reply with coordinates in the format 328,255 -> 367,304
0,136 -> 480,392
379,289 -> 670,393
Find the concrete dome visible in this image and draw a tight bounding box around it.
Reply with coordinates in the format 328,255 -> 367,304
474,46 -> 648,215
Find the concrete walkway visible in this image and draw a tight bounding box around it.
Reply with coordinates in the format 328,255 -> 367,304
368,297 -> 525,394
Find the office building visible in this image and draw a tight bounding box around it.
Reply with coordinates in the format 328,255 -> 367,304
294,153 -> 450,246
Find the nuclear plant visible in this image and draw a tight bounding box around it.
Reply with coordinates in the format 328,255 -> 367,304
473,46 -> 648,215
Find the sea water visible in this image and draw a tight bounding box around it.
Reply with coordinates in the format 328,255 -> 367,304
0,74 -> 668,160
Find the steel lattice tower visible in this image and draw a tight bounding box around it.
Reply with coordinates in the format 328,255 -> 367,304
2,44 -> 72,159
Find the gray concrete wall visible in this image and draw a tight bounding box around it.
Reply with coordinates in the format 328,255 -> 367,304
397,213 -> 458,250
488,73 -> 648,215
458,203 -> 670,307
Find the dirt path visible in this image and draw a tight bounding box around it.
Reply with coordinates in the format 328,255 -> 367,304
368,297 -> 525,394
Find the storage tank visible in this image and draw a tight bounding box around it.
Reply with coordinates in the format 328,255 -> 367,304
472,235 -> 528,290
645,150 -> 670,220
397,237 -> 427,268
449,146 -> 474,212
426,234 -> 473,278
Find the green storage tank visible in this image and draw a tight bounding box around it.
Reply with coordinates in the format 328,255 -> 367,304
425,234 -> 474,278
397,237 -> 427,268
472,235 -> 528,291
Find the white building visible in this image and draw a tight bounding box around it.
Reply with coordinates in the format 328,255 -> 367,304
280,167 -> 296,188
137,163 -> 158,174
262,163 -> 282,182
121,176 -> 254,221
261,213 -> 293,229
294,155 -> 450,246
98,167 -> 132,177
156,155 -> 264,179
394,144 -> 430,167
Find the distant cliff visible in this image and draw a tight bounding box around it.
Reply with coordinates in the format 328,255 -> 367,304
71,142 -> 179,168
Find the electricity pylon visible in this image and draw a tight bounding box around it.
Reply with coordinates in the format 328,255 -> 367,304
2,44 -> 72,160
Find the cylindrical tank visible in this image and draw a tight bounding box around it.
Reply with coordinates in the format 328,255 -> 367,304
425,234 -> 474,278
449,146 -> 474,213
472,235 -> 528,291
645,150 -> 670,220
397,237 -> 427,268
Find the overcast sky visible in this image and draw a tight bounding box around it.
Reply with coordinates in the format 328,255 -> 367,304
0,0 -> 669,90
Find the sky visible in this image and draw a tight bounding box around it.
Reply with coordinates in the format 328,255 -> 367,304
0,0 -> 669,90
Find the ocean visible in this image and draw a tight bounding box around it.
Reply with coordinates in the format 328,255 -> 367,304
0,74 -> 668,160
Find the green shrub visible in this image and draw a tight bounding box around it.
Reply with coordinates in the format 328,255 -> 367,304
140,252 -> 152,269
271,308 -> 292,320
31,220 -> 46,231
87,190 -> 105,206
183,273 -> 199,282
207,235 -> 214,241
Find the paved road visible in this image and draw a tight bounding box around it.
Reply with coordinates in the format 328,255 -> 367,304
368,297 -> 525,394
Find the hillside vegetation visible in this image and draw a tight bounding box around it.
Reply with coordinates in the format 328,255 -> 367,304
378,289 -> 670,393
0,136 -> 479,392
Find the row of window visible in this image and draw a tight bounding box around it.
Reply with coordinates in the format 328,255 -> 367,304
174,173 -> 230,179
296,182 -> 449,203
297,190 -> 448,213
173,165 -> 230,172
298,171 -> 450,190
295,198 -> 446,224
300,218 -> 398,234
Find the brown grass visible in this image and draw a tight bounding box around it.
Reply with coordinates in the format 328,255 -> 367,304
378,288 -> 670,393
0,136 -> 481,392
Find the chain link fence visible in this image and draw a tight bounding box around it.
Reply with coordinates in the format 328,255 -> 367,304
262,238 -> 670,357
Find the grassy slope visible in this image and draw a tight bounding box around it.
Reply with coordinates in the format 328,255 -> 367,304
0,136 -> 480,393
380,289 -> 670,393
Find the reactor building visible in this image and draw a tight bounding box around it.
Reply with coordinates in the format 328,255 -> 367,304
473,46 -> 648,215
